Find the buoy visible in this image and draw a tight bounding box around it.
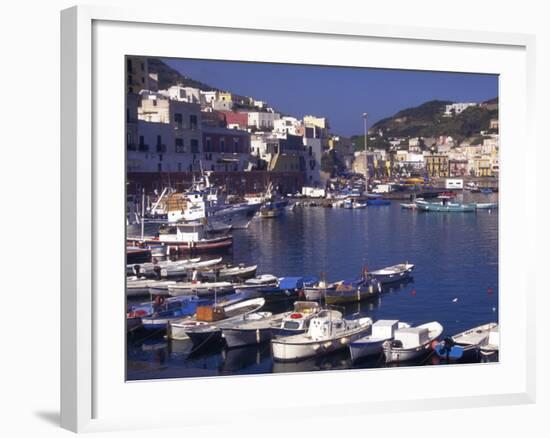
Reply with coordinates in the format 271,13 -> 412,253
430,340 -> 439,351
487,287 -> 494,295
410,290 -> 417,296
452,298 -> 458,303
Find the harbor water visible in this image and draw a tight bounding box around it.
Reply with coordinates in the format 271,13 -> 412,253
127,192 -> 499,380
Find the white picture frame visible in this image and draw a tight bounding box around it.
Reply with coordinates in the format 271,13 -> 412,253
60,5 -> 536,433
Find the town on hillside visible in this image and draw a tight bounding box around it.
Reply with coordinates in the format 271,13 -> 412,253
126,57 -> 499,198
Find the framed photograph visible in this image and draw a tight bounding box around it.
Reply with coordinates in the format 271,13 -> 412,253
61,5 -> 536,432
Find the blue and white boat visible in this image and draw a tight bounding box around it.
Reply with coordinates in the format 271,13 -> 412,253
415,198 -> 476,212
434,322 -> 498,360
260,276 -> 318,302
368,263 -> 415,285
366,198 -> 391,206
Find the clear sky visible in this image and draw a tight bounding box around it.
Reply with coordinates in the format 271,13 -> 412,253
163,58 -> 498,137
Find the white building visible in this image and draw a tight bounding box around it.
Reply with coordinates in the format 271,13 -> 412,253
303,137 -> 322,185
273,117 -> 303,136
200,90 -> 218,104
443,102 -> 477,116
158,85 -> 201,104
247,111 -> 280,130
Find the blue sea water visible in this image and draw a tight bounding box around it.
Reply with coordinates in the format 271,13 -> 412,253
127,193 -> 499,380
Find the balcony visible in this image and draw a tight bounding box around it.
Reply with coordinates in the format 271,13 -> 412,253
138,144 -> 149,152
156,144 -> 167,153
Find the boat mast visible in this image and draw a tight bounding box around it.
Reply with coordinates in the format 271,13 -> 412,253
140,188 -> 145,241
362,112 -> 369,195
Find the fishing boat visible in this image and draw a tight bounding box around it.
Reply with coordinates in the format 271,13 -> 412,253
140,289 -> 261,331
130,257 -> 201,278
167,281 -> 234,297
127,222 -> 232,254
349,320 -> 411,362
237,274 -> 279,289
126,278 -> 176,297
303,275 -> 339,301
415,197 -> 476,212
476,202 -> 498,210
271,301 -> 322,337
159,257 -> 223,278
220,313 -> 286,348
382,321 -> 443,364
260,276 -> 317,302
167,297 -> 266,342
271,310 -> 373,361
479,324 -> 499,360
368,263 -> 415,285
324,277 -> 381,304
201,264 -> 257,281
434,322 -> 498,360
140,296 -> 212,331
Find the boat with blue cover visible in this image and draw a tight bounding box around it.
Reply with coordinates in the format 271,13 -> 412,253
434,322 -> 497,360
260,276 -> 318,302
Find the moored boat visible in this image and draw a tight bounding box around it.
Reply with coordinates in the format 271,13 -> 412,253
324,277 -> 381,304
220,312 -> 286,348
368,263 -> 415,285
126,247 -> 151,264
271,310 -> 373,361
434,322 -> 498,360
167,297 -> 266,342
201,264 -> 257,281
415,198 -> 476,212
167,281 -> 234,297
127,222 -> 232,254
126,278 -> 176,297
271,301 -> 322,337
349,320 -> 411,362
382,321 -> 443,364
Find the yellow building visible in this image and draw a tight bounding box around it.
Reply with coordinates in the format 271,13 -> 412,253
268,153 -> 303,172
218,92 -> 233,102
473,156 -> 492,177
425,154 -> 449,177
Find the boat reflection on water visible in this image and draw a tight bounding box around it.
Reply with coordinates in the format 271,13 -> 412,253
272,350 -> 352,374
219,344 -> 272,374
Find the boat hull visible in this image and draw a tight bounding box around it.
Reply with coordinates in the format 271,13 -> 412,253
349,339 -> 386,362
324,285 -> 380,304
272,330 -> 367,362
222,327 -> 273,348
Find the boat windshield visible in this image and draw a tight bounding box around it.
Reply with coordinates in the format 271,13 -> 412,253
283,321 -> 301,330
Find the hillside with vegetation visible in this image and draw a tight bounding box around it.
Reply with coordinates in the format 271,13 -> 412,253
350,98 -> 498,151
150,58 -> 219,92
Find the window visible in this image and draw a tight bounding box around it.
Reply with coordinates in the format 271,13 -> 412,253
140,62 -> 145,72
190,114 -> 198,130
126,59 -> 132,72
157,163 -> 162,172
233,138 -> 239,152
220,138 -> 225,153
191,139 -> 199,153
174,113 -> 182,125
175,138 -> 184,153
205,137 -> 212,152
127,74 -> 132,84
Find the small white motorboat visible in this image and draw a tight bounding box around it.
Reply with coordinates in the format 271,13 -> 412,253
271,301 -> 321,337
159,257 -> 223,278
271,310 -> 373,362
382,321 -> 443,364
130,257 -> 201,278
167,281 -> 235,297
349,320 -> 410,362
126,278 -> 176,297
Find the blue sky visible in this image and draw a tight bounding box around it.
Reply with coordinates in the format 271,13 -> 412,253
163,58 -> 498,137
